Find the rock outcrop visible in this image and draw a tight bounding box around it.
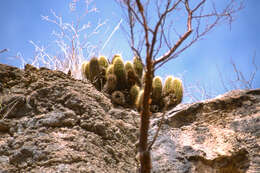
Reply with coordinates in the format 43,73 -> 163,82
0,64 -> 139,172
0,63 -> 259,173
150,89 -> 260,173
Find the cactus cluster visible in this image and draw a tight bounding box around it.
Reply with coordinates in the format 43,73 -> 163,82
162,76 -> 183,108
81,54 -> 183,112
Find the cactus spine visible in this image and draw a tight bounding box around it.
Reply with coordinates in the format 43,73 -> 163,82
152,76 -> 163,103
133,56 -> 143,79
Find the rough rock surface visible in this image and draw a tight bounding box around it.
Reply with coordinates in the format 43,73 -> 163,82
0,64 -> 139,173
0,63 -> 259,173
150,89 -> 260,173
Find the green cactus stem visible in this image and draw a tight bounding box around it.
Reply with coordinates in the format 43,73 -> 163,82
103,74 -> 117,94
163,76 -> 174,97
98,56 -> 109,69
113,57 -> 127,90
172,77 -> 183,105
152,76 -> 163,104
135,89 -> 144,112
130,84 -> 140,106
112,54 -> 123,64
81,61 -> 88,79
133,56 -> 143,79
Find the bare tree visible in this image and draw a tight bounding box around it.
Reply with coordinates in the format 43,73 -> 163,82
118,0 -> 243,172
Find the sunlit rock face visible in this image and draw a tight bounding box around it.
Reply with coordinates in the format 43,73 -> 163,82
150,89 -> 260,173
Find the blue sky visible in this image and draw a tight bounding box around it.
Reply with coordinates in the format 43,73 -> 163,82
0,0 -> 259,102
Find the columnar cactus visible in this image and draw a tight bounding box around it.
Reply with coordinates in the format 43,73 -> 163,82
89,57 -> 102,90
89,57 -> 100,82
81,61 -> 89,79
112,54 -> 123,64
163,76 -> 174,96
106,64 -> 114,78
85,62 -> 90,80
125,61 -> 140,88
162,76 -> 184,107
130,84 -> 140,106
172,77 -> 183,105
98,56 -> 109,69
125,61 -> 134,74
133,56 -> 143,79
103,74 -> 117,94
135,89 -> 144,112
152,76 -> 163,103
113,57 -> 127,90
80,54 -> 183,111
